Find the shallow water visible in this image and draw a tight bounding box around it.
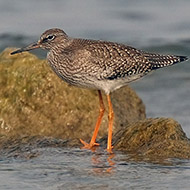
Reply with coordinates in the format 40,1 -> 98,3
0,0 -> 190,189
1,148 -> 190,190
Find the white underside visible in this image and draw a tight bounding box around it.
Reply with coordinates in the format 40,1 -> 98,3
85,72 -> 148,94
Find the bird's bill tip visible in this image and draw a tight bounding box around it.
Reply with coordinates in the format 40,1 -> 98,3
10,42 -> 40,55
10,48 -> 24,55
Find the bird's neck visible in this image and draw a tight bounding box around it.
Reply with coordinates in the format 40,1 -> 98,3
51,38 -> 73,52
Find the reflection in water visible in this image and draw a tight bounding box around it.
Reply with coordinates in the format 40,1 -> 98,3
80,145 -> 116,174
91,152 -> 116,174
80,144 -> 116,174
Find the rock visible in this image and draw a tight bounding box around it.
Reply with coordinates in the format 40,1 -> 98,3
0,48 -> 145,142
0,136 -> 69,159
113,118 -> 190,160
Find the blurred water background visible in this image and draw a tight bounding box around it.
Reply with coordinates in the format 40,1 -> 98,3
0,0 -> 190,189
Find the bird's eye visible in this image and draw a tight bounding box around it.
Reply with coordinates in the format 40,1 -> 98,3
47,35 -> 55,40
41,34 -> 55,43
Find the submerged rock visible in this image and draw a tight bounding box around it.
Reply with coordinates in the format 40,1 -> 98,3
113,118 -> 190,160
0,48 -> 145,141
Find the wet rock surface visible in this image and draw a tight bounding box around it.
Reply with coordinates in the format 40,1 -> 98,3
0,136 -> 72,159
0,49 -> 190,162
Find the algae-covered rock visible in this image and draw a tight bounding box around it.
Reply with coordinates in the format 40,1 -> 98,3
0,48 -> 145,141
113,118 -> 190,160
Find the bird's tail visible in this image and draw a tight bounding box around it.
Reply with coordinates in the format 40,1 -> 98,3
144,54 -> 188,70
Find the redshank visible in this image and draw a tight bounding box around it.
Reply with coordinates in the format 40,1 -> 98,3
11,28 -> 188,152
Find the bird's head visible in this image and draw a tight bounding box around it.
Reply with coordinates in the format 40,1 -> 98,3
11,28 -> 69,55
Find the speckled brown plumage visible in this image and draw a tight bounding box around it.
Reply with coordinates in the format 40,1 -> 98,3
11,28 -> 188,152
11,28 -> 187,94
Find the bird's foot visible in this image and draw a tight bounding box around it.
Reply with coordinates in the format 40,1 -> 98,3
80,139 -> 100,150
107,146 -> 114,154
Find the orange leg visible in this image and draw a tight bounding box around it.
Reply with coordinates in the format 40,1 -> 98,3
107,94 -> 114,153
80,90 -> 105,149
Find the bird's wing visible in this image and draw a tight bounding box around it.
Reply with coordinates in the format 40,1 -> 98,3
62,39 -> 187,80
75,40 -> 151,80
82,40 -> 187,80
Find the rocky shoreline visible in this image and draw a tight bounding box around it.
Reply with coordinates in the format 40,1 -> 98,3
0,48 -> 189,162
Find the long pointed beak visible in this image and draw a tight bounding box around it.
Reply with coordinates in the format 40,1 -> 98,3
10,42 -> 40,55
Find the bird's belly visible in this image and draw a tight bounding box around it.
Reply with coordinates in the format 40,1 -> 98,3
96,73 -> 147,94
